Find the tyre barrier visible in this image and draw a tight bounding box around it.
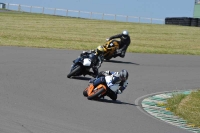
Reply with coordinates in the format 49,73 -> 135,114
191,18 -> 198,27
198,18 -> 200,27
165,17 -> 200,27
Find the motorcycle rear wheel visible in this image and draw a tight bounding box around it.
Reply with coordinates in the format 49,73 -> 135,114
87,88 -> 105,100
67,65 -> 81,78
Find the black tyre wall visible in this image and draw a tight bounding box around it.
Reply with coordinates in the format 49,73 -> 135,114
198,18 -> 200,27
165,17 -> 199,27
191,18 -> 198,27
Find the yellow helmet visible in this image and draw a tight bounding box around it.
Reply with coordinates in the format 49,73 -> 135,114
96,45 -> 105,56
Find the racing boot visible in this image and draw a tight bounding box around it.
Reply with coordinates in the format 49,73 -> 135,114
120,50 -> 126,58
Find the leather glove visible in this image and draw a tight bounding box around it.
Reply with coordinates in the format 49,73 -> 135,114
90,50 -> 95,53
117,86 -> 125,94
116,90 -> 122,94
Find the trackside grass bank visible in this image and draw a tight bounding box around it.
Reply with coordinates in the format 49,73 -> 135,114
165,90 -> 200,127
1,10 -> 200,55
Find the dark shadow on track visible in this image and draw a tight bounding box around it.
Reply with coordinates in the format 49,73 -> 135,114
104,60 -> 139,65
94,99 -> 138,106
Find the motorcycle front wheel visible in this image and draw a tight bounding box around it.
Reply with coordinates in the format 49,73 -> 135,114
87,88 -> 105,100
83,88 -> 88,97
67,65 -> 81,78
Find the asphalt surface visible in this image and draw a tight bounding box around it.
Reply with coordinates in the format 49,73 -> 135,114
0,46 -> 199,133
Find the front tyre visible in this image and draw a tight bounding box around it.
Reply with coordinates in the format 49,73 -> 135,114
87,88 -> 105,100
83,88 -> 88,97
67,65 -> 81,78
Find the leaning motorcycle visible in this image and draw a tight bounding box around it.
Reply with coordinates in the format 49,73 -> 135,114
67,53 -> 95,78
102,40 -> 119,60
83,76 -> 120,100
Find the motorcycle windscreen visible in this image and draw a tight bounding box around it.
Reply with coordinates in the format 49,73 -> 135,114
105,76 -> 120,93
83,58 -> 91,66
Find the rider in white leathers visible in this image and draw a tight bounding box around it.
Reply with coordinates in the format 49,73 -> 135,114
91,69 -> 129,100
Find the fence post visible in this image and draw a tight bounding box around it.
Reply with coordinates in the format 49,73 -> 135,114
18,4 -> 21,11
90,12 -> 92,19
7,3 -> 9,9
30,6 -> 32,13
79,10 -> 80,18
151,18 -> 152,24
102,13 -> 104,20
126,16 -> 128,22
115,14 -> 116,21
66,10 -> 68,16
42,7 -> 44,14
139,17 -> 140,23
54,8 -> 56,15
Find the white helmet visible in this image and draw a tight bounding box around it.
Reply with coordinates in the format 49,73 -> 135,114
122,30 -> 129,39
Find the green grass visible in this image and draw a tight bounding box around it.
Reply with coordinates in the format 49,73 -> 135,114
1,10 -> 200,55
165,90 -> 200,127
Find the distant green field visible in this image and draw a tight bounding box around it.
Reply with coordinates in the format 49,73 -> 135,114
1,10 -> 200,55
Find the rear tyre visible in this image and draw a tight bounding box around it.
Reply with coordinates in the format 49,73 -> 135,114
87,88 -> 105,100
67,65 -> 81,78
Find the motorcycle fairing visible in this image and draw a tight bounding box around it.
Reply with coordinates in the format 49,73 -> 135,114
83,58 -> 91,66
105,75 -> 120,93
87,84 -> 107,97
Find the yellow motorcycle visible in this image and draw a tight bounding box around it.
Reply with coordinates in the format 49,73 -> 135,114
102,40 -> 119,60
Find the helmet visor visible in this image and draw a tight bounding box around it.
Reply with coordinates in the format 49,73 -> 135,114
120,75 -> 126,81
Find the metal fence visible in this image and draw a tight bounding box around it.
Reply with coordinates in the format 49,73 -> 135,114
4,3 -> 164,24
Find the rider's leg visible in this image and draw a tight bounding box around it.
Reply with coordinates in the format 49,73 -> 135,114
93,77 -> 106,88
92,66 -> 99,78
120,50 -> 126,58
120,45 -> 129,58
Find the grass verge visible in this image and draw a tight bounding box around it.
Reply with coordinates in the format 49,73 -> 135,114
165,90 -> 200,127
1,10 -> 200,55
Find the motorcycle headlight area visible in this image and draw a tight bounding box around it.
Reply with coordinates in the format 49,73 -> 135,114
109,43 -> 114,47
83,58 -> 92,66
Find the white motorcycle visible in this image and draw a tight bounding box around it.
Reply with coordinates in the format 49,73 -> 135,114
67,53 -> 95,78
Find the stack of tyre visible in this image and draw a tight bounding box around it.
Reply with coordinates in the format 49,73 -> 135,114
198,18 -> 200,27
165,17 -> 200,27
191,18 -> 198,27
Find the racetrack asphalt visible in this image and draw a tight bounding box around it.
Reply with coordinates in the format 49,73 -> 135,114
0,46 -> 199,133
